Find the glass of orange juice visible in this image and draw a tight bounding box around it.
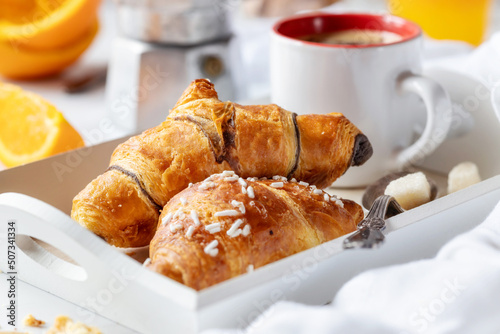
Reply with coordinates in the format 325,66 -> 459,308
388,0 -> 493,46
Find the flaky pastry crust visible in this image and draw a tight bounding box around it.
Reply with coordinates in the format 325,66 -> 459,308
72,79 -> 371,247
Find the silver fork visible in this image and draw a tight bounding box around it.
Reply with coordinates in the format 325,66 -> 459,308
343,195 -> 404,250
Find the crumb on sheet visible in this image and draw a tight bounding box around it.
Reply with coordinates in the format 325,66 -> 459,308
46,315 -> 101,334
23,313 -> 46,327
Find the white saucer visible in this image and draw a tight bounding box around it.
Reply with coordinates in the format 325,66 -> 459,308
489,83 -> 500,123
417,67 -> 500,180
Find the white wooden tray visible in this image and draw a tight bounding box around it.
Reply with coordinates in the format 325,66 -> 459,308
1,141 -> 500,333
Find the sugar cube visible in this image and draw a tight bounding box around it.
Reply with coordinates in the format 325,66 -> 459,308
447,162 -> 481,194
384,172 -> 431,210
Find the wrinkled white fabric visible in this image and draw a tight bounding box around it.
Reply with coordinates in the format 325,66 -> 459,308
425,32 -> 500,91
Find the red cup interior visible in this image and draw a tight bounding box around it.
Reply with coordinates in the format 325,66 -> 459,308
273,13 -> 421,48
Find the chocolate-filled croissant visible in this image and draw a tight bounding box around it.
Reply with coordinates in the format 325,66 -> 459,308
148,172 -> 364,290
71,79 -> 372,247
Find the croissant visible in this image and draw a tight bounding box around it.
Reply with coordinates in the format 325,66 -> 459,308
148,172 -> 364,290
71,79 -> 372,248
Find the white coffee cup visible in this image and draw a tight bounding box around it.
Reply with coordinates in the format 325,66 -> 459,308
270,13 -> 452,187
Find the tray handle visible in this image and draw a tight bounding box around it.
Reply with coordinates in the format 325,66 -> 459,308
0,192 -> 196,310
0,192 -> 149,306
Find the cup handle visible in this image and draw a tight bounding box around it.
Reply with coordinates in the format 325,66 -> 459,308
396,72 -> 452,166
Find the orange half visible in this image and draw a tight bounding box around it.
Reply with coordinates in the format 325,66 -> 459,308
0,0 -> 101,50
0,20 -> 98,80
0,81 -> 85,167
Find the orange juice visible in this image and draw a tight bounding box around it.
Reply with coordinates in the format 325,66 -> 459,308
388,0 -> 492,46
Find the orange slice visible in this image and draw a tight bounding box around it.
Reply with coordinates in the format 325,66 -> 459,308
0,81 -> 85,167
0,20 -> 98,80
0,0 -> 101,50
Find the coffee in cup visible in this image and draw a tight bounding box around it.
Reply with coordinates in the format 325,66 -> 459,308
297,29 -> 403,45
